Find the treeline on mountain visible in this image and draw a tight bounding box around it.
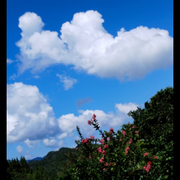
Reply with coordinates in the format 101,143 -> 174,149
6,86 -> 173,180
7,145 -> 103,180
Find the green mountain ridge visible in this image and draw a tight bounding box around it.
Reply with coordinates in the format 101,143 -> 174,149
27,144 -> 103,178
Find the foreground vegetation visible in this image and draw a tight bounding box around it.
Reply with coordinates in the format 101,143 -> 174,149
7,87 -> 173,180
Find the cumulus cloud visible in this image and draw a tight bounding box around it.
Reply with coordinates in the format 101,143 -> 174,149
56,74 -> 77,90
57,102 -> 138,140
16,145 -> 23,154
18,12 -> 44,37
43,138 -> 63,148
7,82 -> 59,144
7,82 -> 139,147
77,97 -> 92,108
43,138 -> 56,147
16,10 -> 173,81
115,102 -> 139,114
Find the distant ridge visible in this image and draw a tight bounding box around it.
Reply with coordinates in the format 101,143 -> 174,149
26,156 -> 46,163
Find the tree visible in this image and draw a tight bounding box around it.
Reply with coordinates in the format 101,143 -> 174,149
127,86 -> 173,178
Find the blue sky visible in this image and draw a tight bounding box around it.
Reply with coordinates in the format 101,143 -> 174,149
7,0 -> 173,160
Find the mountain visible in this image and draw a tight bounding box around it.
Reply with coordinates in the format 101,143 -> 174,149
26,156 -> 46,163
27,144 -> 103,178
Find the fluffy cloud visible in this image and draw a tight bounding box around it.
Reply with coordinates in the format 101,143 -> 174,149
43,138 -> 63,148
43,138 -> 56,147
18,12 -> 44,37
7,82 -> 59,144
16,145 -> 23,154
16,10 -> 173,81
115,102 -> 139,114
7,82 -> 139,147
56,74 -> 77,90
57,102 -> 138,139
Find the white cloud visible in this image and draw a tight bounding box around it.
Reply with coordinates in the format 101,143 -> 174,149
33,75 -> 40,79
7,82 -> 59,144
7,59 -> 13,64
18,12 -> 44,37
7,83 -> 139,147
56,102 -> 139,141
16,10 -> 173,81
56,74 -> 77,90
57,103 -> 138,140
58,132 -> 68,139
115,102 -> 139,114
43,138 -> 57,147
24,139 -> 40,148
16,145 -> 23,154
9,73 -> 17,80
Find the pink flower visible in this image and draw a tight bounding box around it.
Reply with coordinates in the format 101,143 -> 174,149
90,135 -> 95,140
132,126 -> 135,129
135,131 -> 139,135
89,156 -> 92,159
102,150 -> 106,155
87,120 -> 92,125
153,156 -> 158,159
76,148 -> 78,150
109,127 -> 114,134
97,147 -> 102,153
92,114 -> 96,120
120,139 -> 122,141
143,161 -> 151,172
125,146 -> 130,155
108,137 -> 110,141
122,130 -> 126,137
144,152 -> 149,157
127,139 -> 132,145
104,144 -> 109,149
99,157 -> 104,163
99,139 -> 105,145
110,162 -> 115,166
103,168 -> 106,171
82,138 -> 89,145
104,162 -> 108,166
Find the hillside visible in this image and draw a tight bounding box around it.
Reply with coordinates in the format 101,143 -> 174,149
27,143 -> 103,178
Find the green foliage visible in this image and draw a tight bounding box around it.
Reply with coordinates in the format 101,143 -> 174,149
127,86 -> 173,179
7,156 -> 33,180
57,87 -> 174,180
7,147 -> 89,180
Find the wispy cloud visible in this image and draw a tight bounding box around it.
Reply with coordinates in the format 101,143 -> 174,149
33,75 -> 40,79
9,73 -> 17,80
77,97 -> 92,109
56,74 -> 77,90
7,58 -> 14,64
